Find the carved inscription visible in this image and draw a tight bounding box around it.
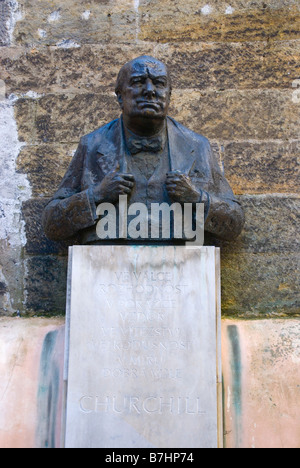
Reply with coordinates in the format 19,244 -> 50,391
75,264 -> 208,417
94,268 -> 191,385
65,246 -> 220,448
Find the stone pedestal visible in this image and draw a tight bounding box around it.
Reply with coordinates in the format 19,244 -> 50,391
63,246 -> 222,448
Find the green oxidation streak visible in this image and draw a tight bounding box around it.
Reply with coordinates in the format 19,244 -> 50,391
36,330 -> 60,448
227,325 -> 242,447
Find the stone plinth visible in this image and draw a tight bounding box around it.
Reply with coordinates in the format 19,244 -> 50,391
64,246 -> 222,448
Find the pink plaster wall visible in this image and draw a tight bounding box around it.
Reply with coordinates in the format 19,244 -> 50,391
222,319 -> 300,449
0,317 -> 65,448
0,317 -> 299,448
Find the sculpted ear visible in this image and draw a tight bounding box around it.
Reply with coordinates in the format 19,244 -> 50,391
116,92 -> 124,110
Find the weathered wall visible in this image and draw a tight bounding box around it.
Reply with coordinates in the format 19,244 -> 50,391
0,0 -> 299,449
0,0 -> 299,317
1,317 -> 300,448
0,317 -> 65,448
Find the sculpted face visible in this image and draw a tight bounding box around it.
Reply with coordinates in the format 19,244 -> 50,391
116,56 -> 172,122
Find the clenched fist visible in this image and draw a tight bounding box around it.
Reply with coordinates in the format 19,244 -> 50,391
166,170 -> 201,203
93,163 -> 135,204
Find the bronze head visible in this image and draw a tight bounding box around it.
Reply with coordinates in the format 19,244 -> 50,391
115,56 -> 172,135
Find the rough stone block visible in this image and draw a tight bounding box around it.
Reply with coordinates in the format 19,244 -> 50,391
14,97 -> 37,143
14,93 -> 119,144
17,143 -> 76,196
35,93 -> 120,143
222,140 -> 300,194
22,198 -> 74,255
221,8 -> 300,42
139,1 -> 300,43
24,255 -> 68,314
220,252 -> 300,317
169,89 -> 300,140
0,0 -> 10,46
163,41 -> 300,91
0,45 -> 151,95
13,88 -> 300,145
2,41 -> 299,97
206,195 -> 300,255
230,195 -> 299,254
13,0 -> 138,46
12,1 -> 300,46
204,194 -> 300,317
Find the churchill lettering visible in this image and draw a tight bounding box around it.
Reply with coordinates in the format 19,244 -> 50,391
79,395 -> 206,416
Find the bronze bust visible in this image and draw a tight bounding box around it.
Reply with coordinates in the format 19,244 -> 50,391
42,56 -> 244,244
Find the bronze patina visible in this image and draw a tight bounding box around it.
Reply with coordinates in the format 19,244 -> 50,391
43,56 -> 244,244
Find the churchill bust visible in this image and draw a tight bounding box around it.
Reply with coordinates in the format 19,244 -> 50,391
42,56 -> 244,244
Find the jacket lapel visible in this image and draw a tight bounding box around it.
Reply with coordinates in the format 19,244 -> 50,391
167,117 -> 196,174
95,116 -> 196,176
96,118 -> 128,175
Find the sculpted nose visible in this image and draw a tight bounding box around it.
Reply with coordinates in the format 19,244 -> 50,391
143,79 -> 156,97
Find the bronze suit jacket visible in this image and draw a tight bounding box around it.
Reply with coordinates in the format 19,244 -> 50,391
42,116 -> 244,243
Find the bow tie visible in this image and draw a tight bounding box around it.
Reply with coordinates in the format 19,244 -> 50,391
127,136 -> 164,155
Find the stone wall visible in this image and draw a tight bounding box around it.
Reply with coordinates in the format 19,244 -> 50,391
0,0 -> 299,317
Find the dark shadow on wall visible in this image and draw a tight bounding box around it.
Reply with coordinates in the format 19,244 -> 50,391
22,198 -> 77,315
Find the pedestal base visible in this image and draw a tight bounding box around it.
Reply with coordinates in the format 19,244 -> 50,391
64,246 -> 222,448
